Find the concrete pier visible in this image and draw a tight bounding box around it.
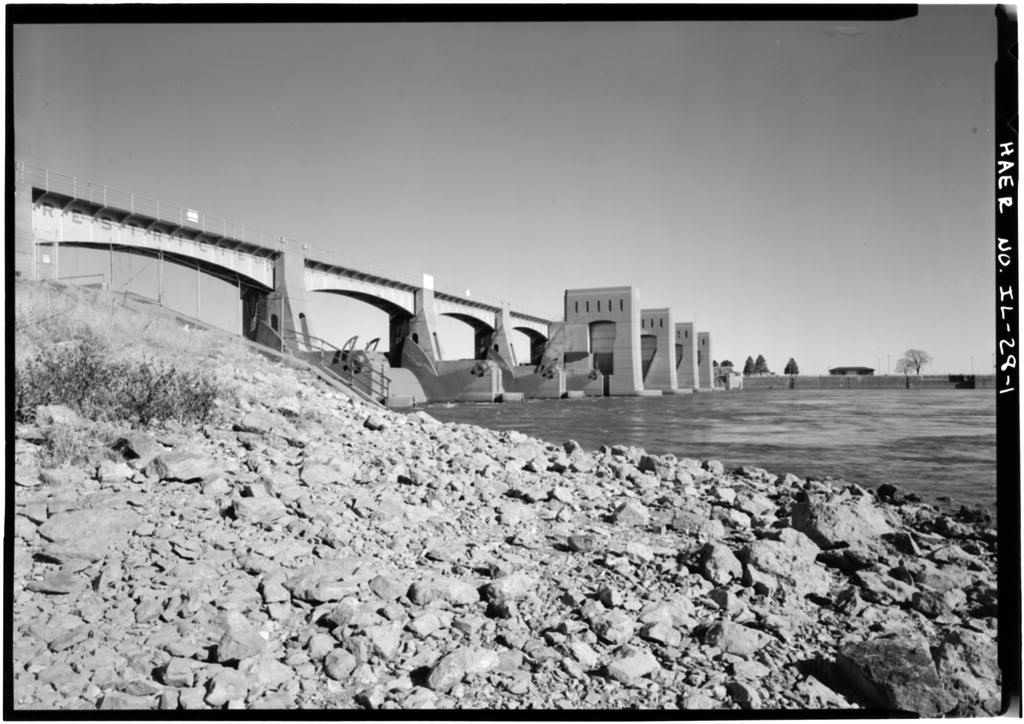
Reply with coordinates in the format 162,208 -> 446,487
697,331 -> 716,390
675,322 -> 699,392
563,287 -> 644,396
640,307 -> 678,393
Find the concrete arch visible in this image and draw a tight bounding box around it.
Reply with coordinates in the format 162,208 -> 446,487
305,268 -> 416,317
441,311 -> 495,334
513,325 -> 549,367
31,201 -> 277,291
441,312 -> 497,362
434,297 -> 494,330
37,240 -> 271,338
508,316 -> 549,340
37,240 -> 274,294
312,288 -> 413,321
513,326 -> 547,344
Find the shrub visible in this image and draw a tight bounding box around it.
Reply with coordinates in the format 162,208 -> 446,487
15,337 -> 220,426
34,422 -> 115,469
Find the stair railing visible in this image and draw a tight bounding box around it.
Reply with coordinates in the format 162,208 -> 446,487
280,328 -> 391,404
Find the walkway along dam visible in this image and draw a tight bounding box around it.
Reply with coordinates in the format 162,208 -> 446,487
13,162 -> 720,406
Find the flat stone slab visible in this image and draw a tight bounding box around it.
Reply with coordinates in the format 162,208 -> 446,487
36,507 -> 143,561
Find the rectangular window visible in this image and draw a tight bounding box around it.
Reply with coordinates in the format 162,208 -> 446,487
575,301 -> 579,313
608,299 -> 612,311
597,300 -> 601,312
586,301 -> 590,313
619,299 -> 623,312
659,319 -> 663,328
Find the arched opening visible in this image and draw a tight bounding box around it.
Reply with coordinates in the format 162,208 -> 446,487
440,312 -> 495,361
513,326 -> 548,367
310,289 -> 414,367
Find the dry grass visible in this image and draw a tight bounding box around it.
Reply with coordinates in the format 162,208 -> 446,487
14,280 -> 252,429
15,280 -> 251,371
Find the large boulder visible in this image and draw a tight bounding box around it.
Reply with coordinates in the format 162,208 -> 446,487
701,621 -> 771,658
790,494 -> 894,549
233,496 -> 288,524
933,629 -> 1001,716
694,542 -> 743,586
852,570 -> 918,604
299,459 -> 359,486
408,576 -> 480,606
148,451 -> 221,482
669,506 -> 726,541
285,561 -> 367,604
37,507 -> 143,561
483,572 -> 538,603
613,500 -> 651,527
606,645 -> 660,686
426,647 -> 500,692
115,431 -> 167,467
835,636 -> 955,716
740,530 -> 832,598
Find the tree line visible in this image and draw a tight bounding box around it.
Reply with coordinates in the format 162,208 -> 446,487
718,355 -> 799,376
717,349 -> 933,377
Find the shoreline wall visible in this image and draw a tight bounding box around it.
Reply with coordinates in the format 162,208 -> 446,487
741,374 -> 996,390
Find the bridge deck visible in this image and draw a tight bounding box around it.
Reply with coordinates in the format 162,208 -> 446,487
18,161 -> 555,328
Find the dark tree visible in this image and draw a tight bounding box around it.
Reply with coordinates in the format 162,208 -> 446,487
743,356 -> 755,375
754,354 -> 769,375
784,358 -> 799,375
720,359 -> 733,368
901,349 -> 932,375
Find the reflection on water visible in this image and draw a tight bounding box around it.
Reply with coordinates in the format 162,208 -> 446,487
426,389 -> 997,513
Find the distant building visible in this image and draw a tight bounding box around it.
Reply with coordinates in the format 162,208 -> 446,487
829,366 -> 875,376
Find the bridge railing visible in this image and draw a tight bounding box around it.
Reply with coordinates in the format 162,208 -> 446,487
17,161 -> 559,323
16,162 -> 283,252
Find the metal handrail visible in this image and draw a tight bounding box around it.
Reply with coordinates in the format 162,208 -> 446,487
16,160 -> 557,323
281,328 -> 391,403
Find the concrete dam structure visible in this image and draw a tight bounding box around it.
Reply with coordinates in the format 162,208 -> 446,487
14,162 -> 721,405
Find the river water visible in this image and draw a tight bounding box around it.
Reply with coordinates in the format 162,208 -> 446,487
425,389 -> 998,514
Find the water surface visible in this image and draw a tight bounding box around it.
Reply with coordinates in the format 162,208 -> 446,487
426,389 -> 997,514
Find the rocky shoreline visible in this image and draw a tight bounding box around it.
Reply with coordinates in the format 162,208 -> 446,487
11,347 -> 1001,714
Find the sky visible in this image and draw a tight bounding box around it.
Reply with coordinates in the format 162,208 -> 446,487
12,8 -> 999,374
